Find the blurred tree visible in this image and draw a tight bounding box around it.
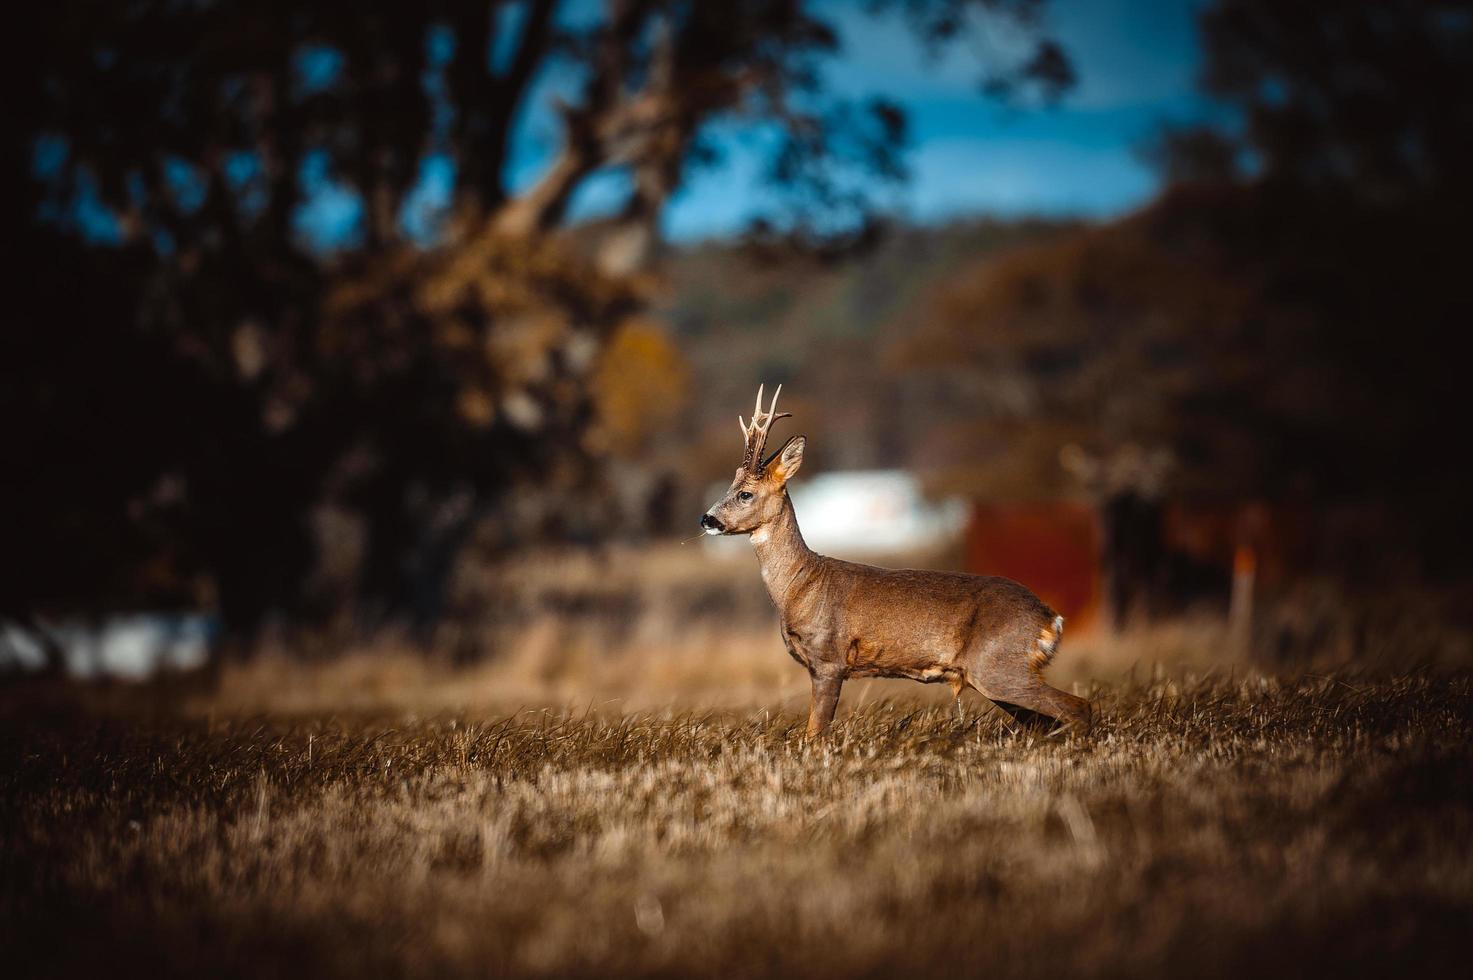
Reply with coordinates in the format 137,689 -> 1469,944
903,0 -> 1473,621
5,1 -> 1071,647
1194,0 -> 1473,202
1157,0 -> 1473,584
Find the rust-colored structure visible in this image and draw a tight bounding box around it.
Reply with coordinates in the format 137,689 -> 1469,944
965,498 -> 1310,635
965,501 -> 1102,631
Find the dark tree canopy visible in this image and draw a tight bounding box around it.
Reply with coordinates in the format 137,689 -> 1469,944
5,0 -> 1070,642
905,0 -> 1473,596
1155,0 -> 1473,204
22,0 -> 1071,254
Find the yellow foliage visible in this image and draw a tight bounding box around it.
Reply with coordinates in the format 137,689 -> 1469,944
590,320 -> 690,456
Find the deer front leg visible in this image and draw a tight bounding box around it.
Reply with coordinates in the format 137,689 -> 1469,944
806,666 -> 844,736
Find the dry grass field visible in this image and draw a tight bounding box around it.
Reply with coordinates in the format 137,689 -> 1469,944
5,546 -> 1472,978
3,664 -> 1471,979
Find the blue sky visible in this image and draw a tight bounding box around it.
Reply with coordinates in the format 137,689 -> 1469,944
656,0 -> 1220,238
464,0 -> 1222,243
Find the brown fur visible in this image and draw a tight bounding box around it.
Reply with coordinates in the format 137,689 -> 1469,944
705,424 -> 1092,737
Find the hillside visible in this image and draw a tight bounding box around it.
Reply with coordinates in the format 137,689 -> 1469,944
643,218 -> 1078,484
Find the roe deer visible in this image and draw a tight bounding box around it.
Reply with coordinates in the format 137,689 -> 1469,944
701,385 -> 1092,736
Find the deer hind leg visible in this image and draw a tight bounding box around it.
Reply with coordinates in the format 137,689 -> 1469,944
984,681 -> 1091,734
967,656 -> 1092,734
990,700 -> 1057,731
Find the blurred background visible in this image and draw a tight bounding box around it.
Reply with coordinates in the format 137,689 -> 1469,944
5,0 -> 1471,700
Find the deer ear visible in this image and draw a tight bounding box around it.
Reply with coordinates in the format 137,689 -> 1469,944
769,435 -> 806,483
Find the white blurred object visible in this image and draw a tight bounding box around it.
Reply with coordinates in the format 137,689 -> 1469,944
704,470 -> 966,559
0,614 -> 215,678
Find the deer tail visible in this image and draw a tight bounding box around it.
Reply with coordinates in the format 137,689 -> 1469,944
1030,614 -> 1065,672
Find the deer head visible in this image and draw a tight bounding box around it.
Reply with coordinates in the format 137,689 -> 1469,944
700,384 -> 805,536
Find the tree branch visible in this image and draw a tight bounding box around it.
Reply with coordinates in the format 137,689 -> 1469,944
485,0 -> 561,203
488,0 -> 654,237
490,104 -> 600,237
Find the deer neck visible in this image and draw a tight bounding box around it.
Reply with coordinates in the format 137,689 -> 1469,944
750,493 -> 817,610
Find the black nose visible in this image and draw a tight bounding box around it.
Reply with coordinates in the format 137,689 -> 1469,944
700,514 -> 724,531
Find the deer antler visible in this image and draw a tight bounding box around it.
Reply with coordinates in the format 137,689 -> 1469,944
738,383 -> 792,473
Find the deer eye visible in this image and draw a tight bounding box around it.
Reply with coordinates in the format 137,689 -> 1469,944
738,491 -> 754,502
